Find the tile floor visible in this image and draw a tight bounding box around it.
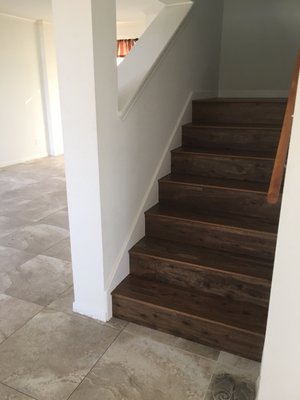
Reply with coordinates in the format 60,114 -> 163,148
0,156 -> 260,400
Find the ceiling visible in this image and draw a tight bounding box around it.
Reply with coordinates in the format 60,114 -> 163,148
0,0 -> 163,22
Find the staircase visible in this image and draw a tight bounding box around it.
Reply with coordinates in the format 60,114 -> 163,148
112,98 -> 286,361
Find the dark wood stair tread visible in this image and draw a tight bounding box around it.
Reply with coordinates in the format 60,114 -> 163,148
113,275 -> 268,335
146,204 -> 278,234
130,237 -> 273,281
159,173 -> 272,193
172,146 -> 276,160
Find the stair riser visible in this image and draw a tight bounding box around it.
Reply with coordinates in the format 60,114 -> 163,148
182,126 -> 280,153
159,181 -> 281,222
145,214 -> 276,260
192,101 -> 286,125
171,153 -> 274,183
130,254 -> 271,306
113,295 -> 264,361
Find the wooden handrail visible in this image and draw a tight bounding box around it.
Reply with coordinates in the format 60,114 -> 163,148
267,49 -> 300,204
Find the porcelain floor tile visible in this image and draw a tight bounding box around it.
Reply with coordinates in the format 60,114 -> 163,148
0,383 -> 36,400
39,210 -> 69,230
3,255 -> 72,306
0,246 -> 35,272
68,331 -> 215,400
48,288 -> 128,332
0,310 -> 119,400
0,224 -> 69,253
42,238 -> 71,261
124,323 -> 220,361
0,294 -> 42,344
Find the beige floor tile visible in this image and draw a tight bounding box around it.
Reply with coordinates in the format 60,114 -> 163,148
39,210 -> 69,230
43,238 -> 71,261
0,246 -> 35,271
0,294 -> 42,344
0,216 -> 30,239
0,224 -> 69,253
48,288 -> 128,331
2,255 -> 72,306
0,310 -> 119,400
124,323 -> 219,360
69,331 -> 215,400
218,351 -> 261,375
204,354 -> 260,400
0,383 -> 35,399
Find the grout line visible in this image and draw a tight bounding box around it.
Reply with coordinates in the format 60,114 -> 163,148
65,327 -> 125,400
0,382 -> 38,399
0,305 -> 46,348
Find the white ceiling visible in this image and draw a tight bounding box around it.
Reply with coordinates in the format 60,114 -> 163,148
0,0 -> 163,22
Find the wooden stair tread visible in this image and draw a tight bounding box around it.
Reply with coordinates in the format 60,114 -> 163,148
146,204 -> 278,234
130,237 -> 273,281
172,146 -> 276,160
112,97 -> 283,359
159,173 -> 272,193
113,275 -> 267,335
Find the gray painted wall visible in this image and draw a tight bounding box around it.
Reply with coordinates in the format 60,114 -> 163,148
219,0 -> 300,97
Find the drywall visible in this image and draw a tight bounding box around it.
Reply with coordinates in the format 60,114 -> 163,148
52,0 -> 223,320
118,3 -> 193,113
257,76 -> 300,399
116,0 -> 163,39
117,20 -> 146,39
38,21 -> 64,156
92,0 -> 224,318
219,0 -> 300,97
52,0 -> 107,320
0,14 -> 48,167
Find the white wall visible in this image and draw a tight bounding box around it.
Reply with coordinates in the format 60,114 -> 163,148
52,0 -> 107,320
52,0 -> 223,321
116,0 -> 164,39
219,0 -> 300,97
38,21 -> 64,156
117,20 -> 147,39
0,14 -> 48,167
257,75 -> 300,399
93,0 -> 224,318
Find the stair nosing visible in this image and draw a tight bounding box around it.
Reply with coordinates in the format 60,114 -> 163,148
159,174 -> 270,194
145,207 -> 277,237
113,291 -> 265,338
171,147 -> 275,161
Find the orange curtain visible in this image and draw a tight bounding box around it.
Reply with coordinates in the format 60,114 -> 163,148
117,39 -> 138,57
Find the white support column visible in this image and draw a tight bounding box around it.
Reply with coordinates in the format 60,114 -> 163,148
51,0 -> 107,320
